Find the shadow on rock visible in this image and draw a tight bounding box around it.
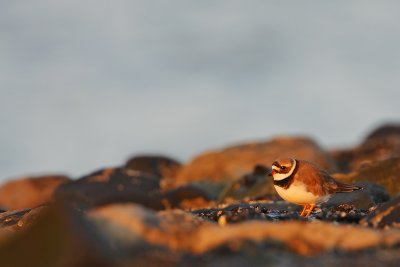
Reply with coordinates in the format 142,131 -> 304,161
55,167 -> 213,211
323,182 -> 390,210
362,195 -> 400,228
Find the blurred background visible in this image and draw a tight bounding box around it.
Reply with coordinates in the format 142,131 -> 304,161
1,1 -> 399,182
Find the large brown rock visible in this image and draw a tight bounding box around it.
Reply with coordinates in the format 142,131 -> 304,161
331,124 -> 400,172
173,136 -> 336,187
88,203 -> 400,257
333,158 -> 400,196
0,175 -> 70,210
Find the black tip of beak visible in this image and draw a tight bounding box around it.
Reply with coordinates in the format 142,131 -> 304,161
268,171 -> 273,177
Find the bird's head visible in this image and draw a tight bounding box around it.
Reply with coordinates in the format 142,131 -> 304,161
269,158 -> 297,181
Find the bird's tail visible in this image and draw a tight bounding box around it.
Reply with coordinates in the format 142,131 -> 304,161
335,181 -> 362,193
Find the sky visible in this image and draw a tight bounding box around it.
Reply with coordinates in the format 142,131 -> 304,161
1,1 -> 400,182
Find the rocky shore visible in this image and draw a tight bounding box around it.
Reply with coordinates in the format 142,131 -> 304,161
1,124 -> 400,267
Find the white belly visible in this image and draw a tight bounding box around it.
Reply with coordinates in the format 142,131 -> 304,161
274,182 -> 330,205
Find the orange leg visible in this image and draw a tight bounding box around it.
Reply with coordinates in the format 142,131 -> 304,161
300,205 -> 308,216
305,204 -> 315,217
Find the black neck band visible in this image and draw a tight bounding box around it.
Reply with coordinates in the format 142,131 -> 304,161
273,176 -> 294,189
273,160 -> 297,189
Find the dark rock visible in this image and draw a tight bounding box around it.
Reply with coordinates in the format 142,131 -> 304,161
162,184 -> 214,209
364,123 -> 400,141
192,202 -> 301,224
333,158 -> 400,196
173,136 -> 336,187
0,175 -> 70,209
193,202 -> 371,225
361,195 -> 400,228
331,124 -> 400,172
184,181 -> 229,200
323,182 -> 390,210
55,167 -> 165,210
239,164 -> 270,187
0,203 -> 115,267
219,165 -> 273,202
55,167 -> 215,211
124,155 -> 182,179
315,204 -> 368,224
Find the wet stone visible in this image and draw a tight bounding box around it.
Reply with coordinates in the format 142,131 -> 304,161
315,204 -> 369,224
361,195 -> 400,228
192,202 -> 371,225
0,209 -> 31,228
193,203 -> 300,224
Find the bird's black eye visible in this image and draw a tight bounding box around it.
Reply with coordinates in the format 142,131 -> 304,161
280,166 -> 286,170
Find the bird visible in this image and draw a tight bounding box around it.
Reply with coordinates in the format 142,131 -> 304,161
269,158 -> 361,217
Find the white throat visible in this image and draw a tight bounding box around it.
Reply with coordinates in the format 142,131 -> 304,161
272,159 -> 297,181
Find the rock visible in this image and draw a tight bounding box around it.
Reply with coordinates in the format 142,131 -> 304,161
162,184 -> 214,209
331,124 -> 400,172
333,158 -> 400,196
0,206 -> 50,239
361,196 -> 400,228
0,203 -> 115,267
323,182 -> 390,210
124,155 -> 182,179
54,167 -> 165,210
314,204 -> 369,224
182,244 -> 400,267
0,208 -> 31,236
55,167 -> 214,211
365,124 -> 400,140
173,136 -> 336,187
0,175 -> 70,210
87,203 -> 400,257
218,165 -> 274,201
192,202 -> 301,223
193,202 -> 372,225
87,203 -> 205,252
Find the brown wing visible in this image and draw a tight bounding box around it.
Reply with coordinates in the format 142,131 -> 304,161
331,179 -> 362,193
296,160 -> 361,195
295,161 -> 333,195
320,169 -> 361,193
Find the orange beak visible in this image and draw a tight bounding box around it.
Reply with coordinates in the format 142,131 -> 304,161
269,170 -> 276,176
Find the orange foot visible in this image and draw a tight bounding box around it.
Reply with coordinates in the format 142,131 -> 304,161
300,205 -> 308,216
299,204 -> 315,217
305,204 -> 315,218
